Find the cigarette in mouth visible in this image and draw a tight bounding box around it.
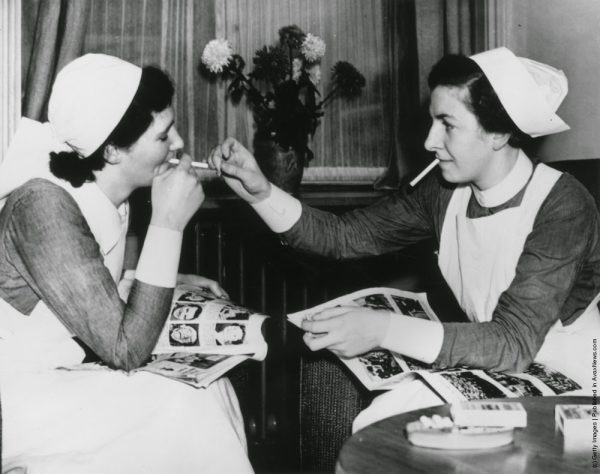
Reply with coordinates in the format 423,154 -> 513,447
409,158 -> 440,187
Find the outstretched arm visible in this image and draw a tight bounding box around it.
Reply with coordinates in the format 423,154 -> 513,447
210,138 -> 440,258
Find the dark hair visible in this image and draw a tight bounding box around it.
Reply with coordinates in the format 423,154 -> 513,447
428,54 -> 530,148
50,65 -> 175,187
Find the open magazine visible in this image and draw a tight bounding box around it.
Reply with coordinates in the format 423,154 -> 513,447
60,284 -> 268,389
137,284 -> 268,388
288,287 -> 582,402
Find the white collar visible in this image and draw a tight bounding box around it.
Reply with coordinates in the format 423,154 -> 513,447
471,150 -> 533,208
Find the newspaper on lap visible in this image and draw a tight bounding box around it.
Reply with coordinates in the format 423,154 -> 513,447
288,287 -> 581,401
60,284 -> 269,388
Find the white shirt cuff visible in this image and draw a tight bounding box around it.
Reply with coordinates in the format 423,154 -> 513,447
250,184 -> 302,233
381,313 -> 444,364
135,225 -> 182,288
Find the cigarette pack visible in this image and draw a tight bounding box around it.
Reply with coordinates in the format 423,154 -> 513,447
450,401 -> 527,428
555,404 -> 593,449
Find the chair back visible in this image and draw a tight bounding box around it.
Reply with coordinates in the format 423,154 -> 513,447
547,159 -> 600,210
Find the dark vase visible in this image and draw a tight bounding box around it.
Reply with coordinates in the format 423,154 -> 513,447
253,138 -> 305,195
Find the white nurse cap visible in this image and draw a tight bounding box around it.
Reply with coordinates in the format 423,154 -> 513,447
470,47 -> 569,137
48,54 -> 142,157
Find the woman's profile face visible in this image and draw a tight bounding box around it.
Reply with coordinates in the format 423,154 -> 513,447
424,86 -> 496,189
119,106 -> 184,187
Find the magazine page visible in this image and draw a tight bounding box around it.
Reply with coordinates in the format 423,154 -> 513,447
137,353 -> 249,389
288,287 -> 437,328
153,284 -> 268,360
416,362 -> 583,403
58,355 -> 249,389
337,350 -> 427,390
287,287 -> 438,390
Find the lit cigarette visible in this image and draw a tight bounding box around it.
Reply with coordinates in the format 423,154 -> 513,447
168,158 -> 210,169
409,159 -> 440,187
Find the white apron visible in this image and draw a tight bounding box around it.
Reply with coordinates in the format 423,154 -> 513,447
0,180 -> 252,474
353,163 -> 599,432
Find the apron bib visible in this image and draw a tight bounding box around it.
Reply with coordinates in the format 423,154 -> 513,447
439,163 -> 561,322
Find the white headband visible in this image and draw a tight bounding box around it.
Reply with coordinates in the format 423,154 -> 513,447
470,47 -> 569,137
48,53 -> 142,157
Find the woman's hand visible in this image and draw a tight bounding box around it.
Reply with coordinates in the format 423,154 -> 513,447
301,306 -> 391,358
150,154 -> 205,231
208,137 -> 271,203
177,274 -> 229,299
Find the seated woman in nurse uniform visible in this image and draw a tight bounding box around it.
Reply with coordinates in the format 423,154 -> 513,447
0,54 -> 252,473
207,47 -> 600,430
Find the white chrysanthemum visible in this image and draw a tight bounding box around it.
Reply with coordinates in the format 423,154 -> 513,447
201,39 -> 233,74
301,33 -> 326,62
307,64 -> 321,85
292,58 -> 303,82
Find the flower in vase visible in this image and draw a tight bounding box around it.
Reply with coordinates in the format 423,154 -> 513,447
279,25 -> 305,49
201,39 -> 233,74
292,58 -> 303,82
300,33 -> 326,62
307,64 -> 321,86
251,46 -> 290,84
332,61 -> 367,98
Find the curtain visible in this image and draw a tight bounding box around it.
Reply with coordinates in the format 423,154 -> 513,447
415,0 -> 486,102
22,0 -> 91,121
401,0 -> 486,177
374,0 -> 420,189
83,0 -> 217,162
1,0 -> 21,163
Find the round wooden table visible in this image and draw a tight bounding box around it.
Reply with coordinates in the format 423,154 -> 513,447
336,396 -> 595,474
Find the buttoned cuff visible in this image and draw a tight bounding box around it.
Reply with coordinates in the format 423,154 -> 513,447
135,225 -> 182,288
381,313 -> 444,364
250,184 -> 302,233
